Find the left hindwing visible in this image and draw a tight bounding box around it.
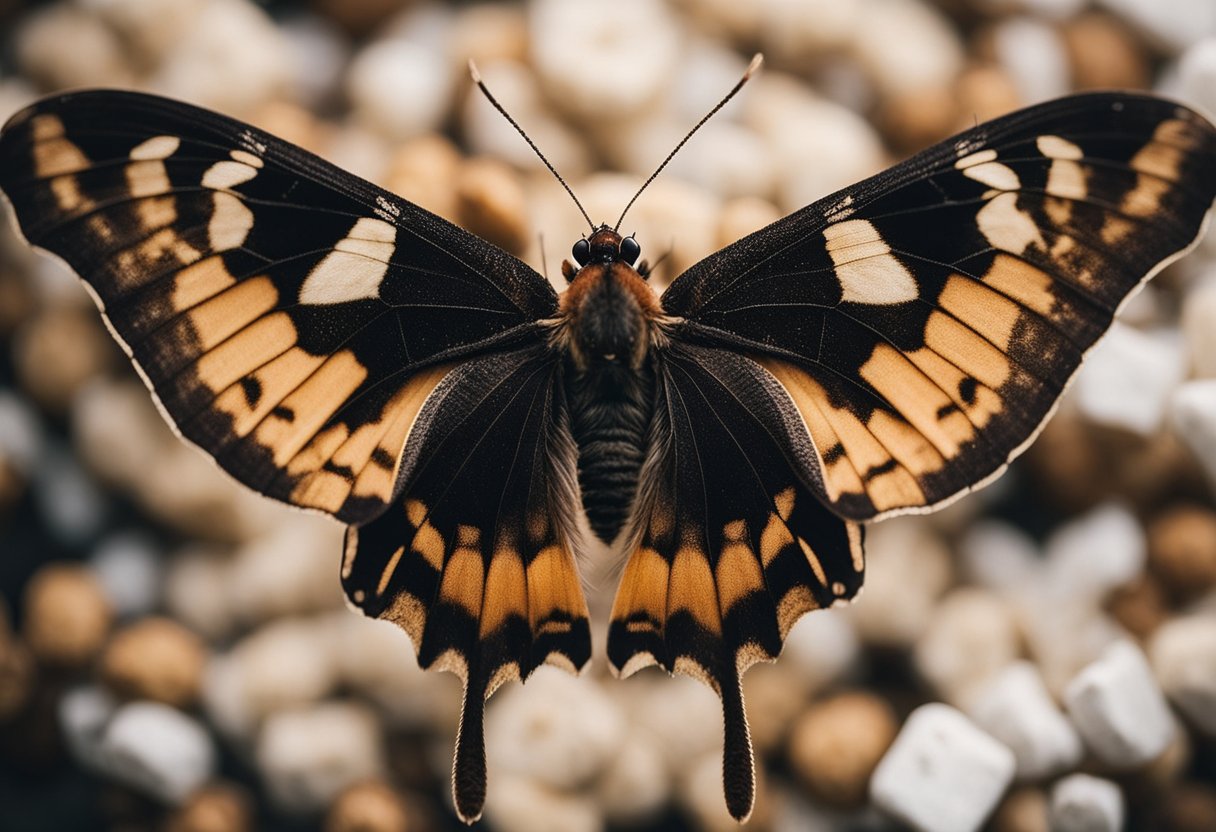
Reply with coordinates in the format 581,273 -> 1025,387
662,92 -> 1216,521
608,342 -> 864,821
0,90 -> 557,525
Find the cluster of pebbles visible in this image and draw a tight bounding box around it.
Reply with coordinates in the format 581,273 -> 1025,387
1,0 -> 1215,830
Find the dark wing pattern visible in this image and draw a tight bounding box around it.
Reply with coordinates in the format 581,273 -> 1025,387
343,346 -> 590,822
608,342 -> 863,821
0,91 -> 590,824
0,90 -> 557,526
662,92 -> 1216,522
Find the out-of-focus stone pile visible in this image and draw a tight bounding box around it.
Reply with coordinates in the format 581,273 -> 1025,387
0,0 -> 1214,830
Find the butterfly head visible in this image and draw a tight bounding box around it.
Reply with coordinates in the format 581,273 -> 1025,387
569,226 -> 641,272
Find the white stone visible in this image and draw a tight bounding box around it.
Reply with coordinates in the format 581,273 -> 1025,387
256,702 -> 385,811
59,685 -> 116,771
745,74 -> 885,213
969,662 -> 1083,780
622,673 -> 723,773
1149,614 -> 1216,736
164,544 -> 235,640
484,772 -> 602,832
279,14 -> 350,107
870,704 -> 1015,832
850,0 -> 964,97
0,390 -> 44,475
1177,38 -> 1216,122
203,617 -> 338,739
226,516 -> 344,624
461,60 -> 592,178
1017,597 -> 1125,698
1075,323 -> 1186,436
98,701 -> 216,804
89,531 -> 162,618
148,0 -> 289,115
486,666 -> 625,789
32,447 -> 107,546
326,613 -> 442,728
1170,379 -> 1216,486
15,3 -> 134,89
1049,774 -> 1124,832
958,520 -> 1042,595
594,730 -> 669,825
760,0 -> 862,64
347,38 -> 453,140
914,588 -> 1022,708
1099,0 -> 1216,52
1064,641 -> 1175,767
78,0 -> 206,65
845,518 -> 952,648
1182,274 -> 1216,378
663,37 -> 753,124
781,607 -> 862,692
1043,504 -> 1146,605
990,16 -> 1072,104
530,0 -> 680,122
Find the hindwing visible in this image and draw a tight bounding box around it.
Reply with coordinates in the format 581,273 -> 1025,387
341,345 -> 588,822
662,92 -> 1216,521
608,343 -> 864,821
0,90 -> 557,525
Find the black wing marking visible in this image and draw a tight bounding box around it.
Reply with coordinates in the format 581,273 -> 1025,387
0,90 -> 557,525
343,345 -> 590,823
608,342 -> 864,821
661,92 -> 1216,521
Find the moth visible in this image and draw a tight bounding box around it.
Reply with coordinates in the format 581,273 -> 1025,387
1,61 -> 1213,823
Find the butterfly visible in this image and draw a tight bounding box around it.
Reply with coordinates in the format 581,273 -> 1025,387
1,75 -> 1213,823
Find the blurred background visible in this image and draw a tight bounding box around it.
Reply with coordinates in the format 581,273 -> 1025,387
0,0 -> 1214,830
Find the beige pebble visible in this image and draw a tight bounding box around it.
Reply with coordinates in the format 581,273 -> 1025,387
15,309 -> 115,412
78,0 -> 206,68
850,0 -> 965,98
15,4 -> 134,89
347,38 -> 454,141
717,196 -> 782,250
0,633 -> 34,720
325,780 -> 410,832
0,261 -> 36,338
226,516 -> 344,624
953,64 -> 1024,128
314,0 -> 410,35
1147,505 -> 1216,600
250,101 -> 329,157
448,3 -> 529,70
678,749 -> 771,832
1105,575 -> 1169,640
384,134 -> 463,221
844,517 -> 953,648
991,787 -> 1049,832
915,588 -> 1022,708
457,157 -> 530,255
788,692 -> 898,808
741,664 -> 807,755
1061,12 -> 1151,90
148,0 -> 290,116
24,564 -> 112,667
101,617 -> 208,708
1162,783 -> 1216,832
878,84 -> 960,153
484,772 -> 601,832
593,729 -> 669,826
164,783 -> 254,832
164,544 -> 237,641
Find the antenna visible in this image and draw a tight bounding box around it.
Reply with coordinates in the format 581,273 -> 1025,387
468,60 -> 596,233
614,53 -> 764,231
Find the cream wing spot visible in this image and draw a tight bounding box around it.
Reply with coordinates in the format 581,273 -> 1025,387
955,148 -> 997,169
299,217 -> 398,305
229,149 -> 263,168
823,219 -> 918,305
962,161 -> 1020,191
208,192 -> 254,250
202,159 -> 259,190
1036,135 -> 1083,160
1045,159 -> 1087,200
129,135 -> 181,161
977,192 -> 1045,254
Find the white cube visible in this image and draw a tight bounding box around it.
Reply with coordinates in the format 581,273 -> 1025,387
1064,641 -> 1174,766
970,662 -> 1082,779
1050,774 -> 1124,832
870,703 -> 1015,832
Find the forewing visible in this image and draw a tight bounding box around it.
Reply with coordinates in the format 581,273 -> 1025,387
0,90 -> 557,524
608,343 -> 864,821
342,345 -> 589,823
662,92 -> 1216,521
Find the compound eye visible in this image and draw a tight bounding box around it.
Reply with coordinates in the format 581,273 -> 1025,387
620,235 -> 641,265
572,238 -> 591,266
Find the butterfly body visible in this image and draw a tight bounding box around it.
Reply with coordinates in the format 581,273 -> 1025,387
2,89 -> 1213,825
557,227 -> 663,542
